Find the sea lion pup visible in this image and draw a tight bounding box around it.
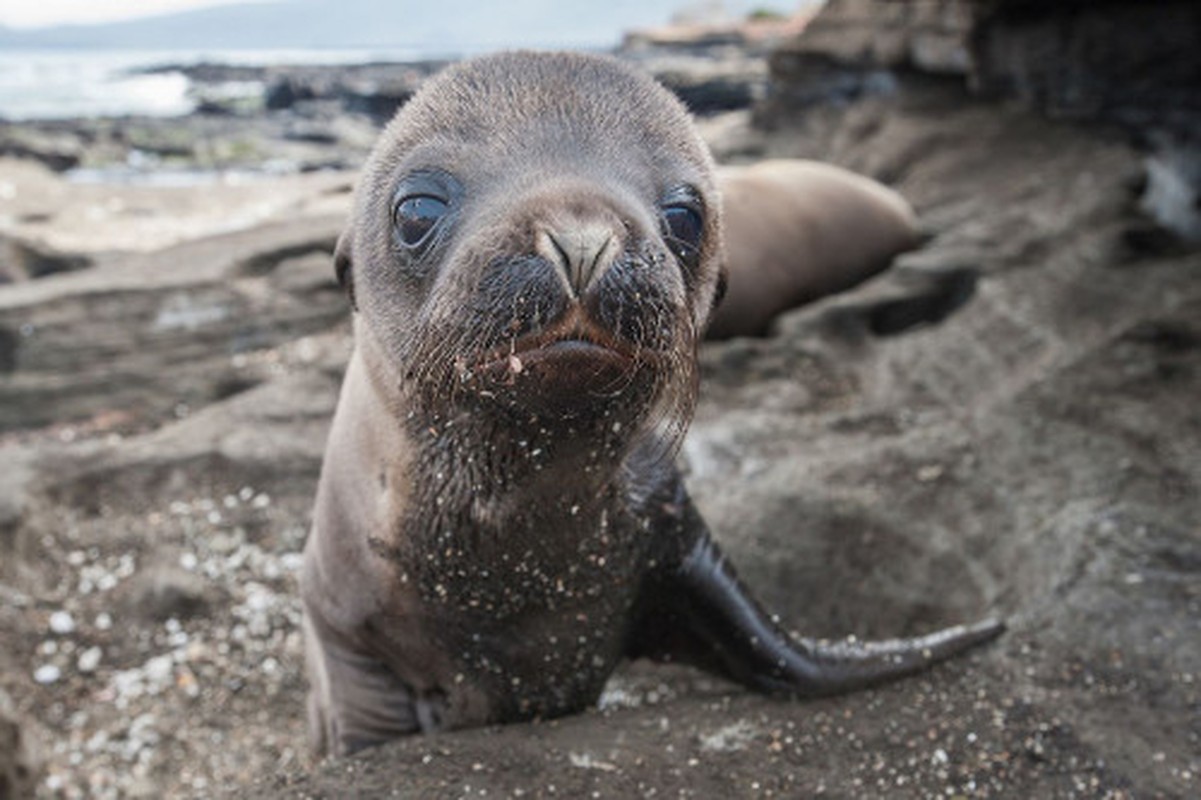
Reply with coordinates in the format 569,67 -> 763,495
708,159 -> 922,339
301,51 -> 1003,756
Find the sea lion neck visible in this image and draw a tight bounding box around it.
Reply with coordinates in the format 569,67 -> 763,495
400,400 -> 634,514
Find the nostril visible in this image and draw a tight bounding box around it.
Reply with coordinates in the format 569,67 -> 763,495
538,223 -> 618,296
547,232 -> 574,275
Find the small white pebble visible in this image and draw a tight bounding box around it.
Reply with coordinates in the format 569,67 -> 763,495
144,655 -> 174,686
95,612 -> 113,630
34,664 -> 62,684
77,646 -> 102,673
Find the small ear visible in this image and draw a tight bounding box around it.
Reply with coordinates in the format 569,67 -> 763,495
333,230 -> 357,312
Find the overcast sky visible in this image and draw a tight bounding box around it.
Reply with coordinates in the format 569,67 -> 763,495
0,0 -> 805,34
0,0 -> 279,28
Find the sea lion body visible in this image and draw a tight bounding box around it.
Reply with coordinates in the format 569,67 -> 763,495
708,159 -> 921,339
302,51 -> 1001,757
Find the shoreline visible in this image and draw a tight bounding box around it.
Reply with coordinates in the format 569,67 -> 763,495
0,40 -> 772,190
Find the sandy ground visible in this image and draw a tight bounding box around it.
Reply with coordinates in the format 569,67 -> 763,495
0,72 -> 1198,799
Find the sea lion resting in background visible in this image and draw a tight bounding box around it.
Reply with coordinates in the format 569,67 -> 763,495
301,50 -> 1003,757
708,159 -> 921,339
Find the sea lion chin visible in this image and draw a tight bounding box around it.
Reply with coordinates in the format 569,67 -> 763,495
301,50 -> 1003,758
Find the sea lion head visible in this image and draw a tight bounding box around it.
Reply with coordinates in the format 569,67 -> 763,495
336,51 -> 723,446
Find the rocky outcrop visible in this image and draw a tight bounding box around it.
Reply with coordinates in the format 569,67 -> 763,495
0,217 -> 346,433
770,0 -> 973,75
0,128 -> 83,172
762,0 -> 1201,241
969,0 -> 1200,127
0,234 -> 91,283
970,0 -> 1201,242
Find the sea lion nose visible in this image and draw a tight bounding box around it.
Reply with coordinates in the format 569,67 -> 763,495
536,220 -> 619,297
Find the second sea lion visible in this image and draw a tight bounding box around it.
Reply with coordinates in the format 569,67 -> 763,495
709,159 -> 921,339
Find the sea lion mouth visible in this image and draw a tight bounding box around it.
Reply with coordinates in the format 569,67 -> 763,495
473,313 -> 641,382
458,308 -> 665,411
499,338 -> 630,371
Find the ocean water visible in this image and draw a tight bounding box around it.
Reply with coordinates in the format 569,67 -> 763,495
0,0 -> 811,121
0,48 -> 428,120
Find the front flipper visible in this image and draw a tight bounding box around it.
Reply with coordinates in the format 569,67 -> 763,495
628,487 -> 1004,697
304,612 -> 444,756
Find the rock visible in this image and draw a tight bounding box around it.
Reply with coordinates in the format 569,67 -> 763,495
0,216 -> 348,434
1140,135 -> 1201,243
969,0 -> 1201,130
0,688 -> 41,800
32,664 -> 60,685
693,111 -> 768,162
762,0 -> 1201,244
47,610 -> 75,635
121,565 -> 216,622
337,79 -> 417,124
0,234 -> 91,284
0,452 -> 33,582
77,646 -> 103,673
622,51 -> 769,117
0,129 -> 82,172
264,76 -> 316,111
657,70 -> 760,115
765,0 -> 1201,133
759,0 -> 968,125
776,0 -> 972,73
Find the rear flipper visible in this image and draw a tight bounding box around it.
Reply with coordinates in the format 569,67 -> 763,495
628,491 -> 1004,697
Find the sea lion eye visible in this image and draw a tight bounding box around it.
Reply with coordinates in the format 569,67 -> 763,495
661,203 -> 704,269
395,195 -> 449,247
664,206 -> 702,247
391,170 -> 461,253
